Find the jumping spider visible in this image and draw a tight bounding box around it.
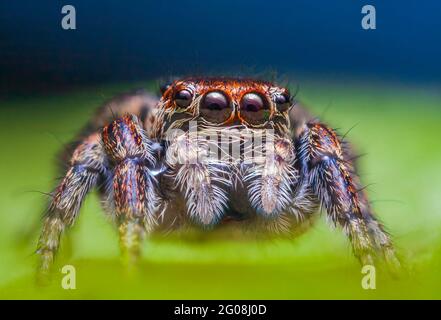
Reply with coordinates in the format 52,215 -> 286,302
37,77 -> 399,274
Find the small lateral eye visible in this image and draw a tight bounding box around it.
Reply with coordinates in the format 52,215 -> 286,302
275,93 -> 291,112
174,89 -> 193,108
160,81 -> 172,95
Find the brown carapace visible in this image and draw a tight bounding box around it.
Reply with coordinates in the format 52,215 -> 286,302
37,77 -> 400,277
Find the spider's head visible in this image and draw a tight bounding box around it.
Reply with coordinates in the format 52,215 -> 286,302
159,77 -> 293,129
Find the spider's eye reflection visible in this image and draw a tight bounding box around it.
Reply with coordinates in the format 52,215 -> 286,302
239,92 -> 270,125
200,91 -> 232,123
174,89 -> 193,108
275,93 -> 291,112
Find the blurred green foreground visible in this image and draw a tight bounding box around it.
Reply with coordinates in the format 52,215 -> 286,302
0,80 -> 440,299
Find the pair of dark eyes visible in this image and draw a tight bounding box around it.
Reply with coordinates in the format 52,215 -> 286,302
174,90 -> 291,112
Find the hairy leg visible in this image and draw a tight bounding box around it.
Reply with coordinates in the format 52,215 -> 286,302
102,114 -> 163,265
165,131 -> 231,226
37,133 -> 109,275
298,122 -> 399,269
244,133 -> 298,216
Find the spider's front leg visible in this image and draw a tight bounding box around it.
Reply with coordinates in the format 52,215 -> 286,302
37,133 -> 109,276
244,133 -> 298,216
102,114 -> 163,265
165,130 -> 232,226
298,122 -> 400,270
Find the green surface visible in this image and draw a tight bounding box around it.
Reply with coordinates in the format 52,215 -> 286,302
0,80 -> 440,299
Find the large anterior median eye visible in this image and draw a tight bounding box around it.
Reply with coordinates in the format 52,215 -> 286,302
200,91 -> 232,123
239,92 -> 271,125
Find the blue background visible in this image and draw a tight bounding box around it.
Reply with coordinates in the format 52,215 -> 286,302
1,0 -> 440,94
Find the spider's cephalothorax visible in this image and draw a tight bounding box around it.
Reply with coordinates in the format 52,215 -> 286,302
37,77 -> 399,275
